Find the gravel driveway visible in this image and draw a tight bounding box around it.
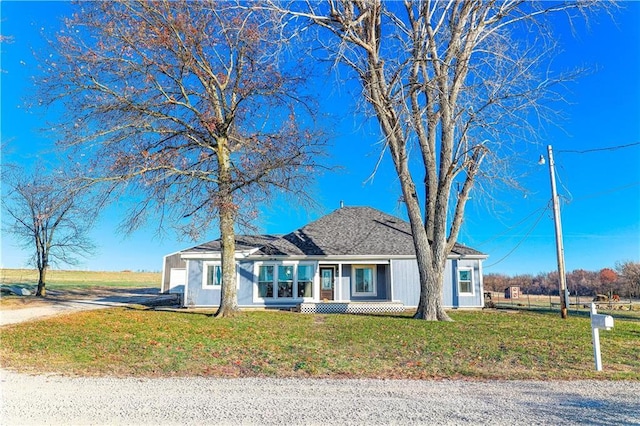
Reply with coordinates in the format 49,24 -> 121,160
1,296 -> 638,425
0,288 -> 178,326
1,370 -> 639,425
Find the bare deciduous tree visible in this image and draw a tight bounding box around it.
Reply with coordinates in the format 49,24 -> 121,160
616,261 -> 640,298
273,0 -> 610,320
2,168 -> 96,296
40,1 -> 325,316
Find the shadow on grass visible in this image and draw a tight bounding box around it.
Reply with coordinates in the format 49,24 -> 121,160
150,307 -> 216,319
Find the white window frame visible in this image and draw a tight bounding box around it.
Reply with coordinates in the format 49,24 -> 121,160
352,265 -> 377,296
256,263 -> 276,299
296,263 -> 315,299
202,261 -> 222,289
458,267 -> 474,296
277,264 -> 295,298
254,261 -> 316,301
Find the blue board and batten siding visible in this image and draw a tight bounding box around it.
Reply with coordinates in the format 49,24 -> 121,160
184,260 -> 218,307
184,260 -> 256,308
183,257 -> 483,308
390,258 -> 483,308
390,259 -> 420,307
237,262 -> 255,306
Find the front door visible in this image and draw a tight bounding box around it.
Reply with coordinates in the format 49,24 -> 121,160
319,267 -> 335,301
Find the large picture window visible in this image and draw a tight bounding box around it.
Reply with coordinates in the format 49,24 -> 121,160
256,263 -> 315,300
203,262 -> 222,289
458,268 -> 474,295
352,265 -> 376,296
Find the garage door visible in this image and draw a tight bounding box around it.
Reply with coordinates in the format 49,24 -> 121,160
169,268 -> 186,293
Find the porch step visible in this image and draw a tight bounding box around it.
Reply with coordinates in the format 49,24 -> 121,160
298,302 -> 405,314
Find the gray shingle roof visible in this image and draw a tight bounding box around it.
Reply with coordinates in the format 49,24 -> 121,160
183,207 -> 485,258
184,234 -> 280,253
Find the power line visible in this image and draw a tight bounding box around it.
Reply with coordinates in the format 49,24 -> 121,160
483,205 -> 550,269
475,204 -> 548,247
572,181 -> 640,202
557,142 -> 640,154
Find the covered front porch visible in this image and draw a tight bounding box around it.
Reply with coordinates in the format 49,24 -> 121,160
317,261 -> 393,303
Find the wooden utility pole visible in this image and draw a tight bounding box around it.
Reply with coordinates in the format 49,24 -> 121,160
547,145 -> 568,319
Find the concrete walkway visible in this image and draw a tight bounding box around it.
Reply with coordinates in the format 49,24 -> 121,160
0,289 -> 178,326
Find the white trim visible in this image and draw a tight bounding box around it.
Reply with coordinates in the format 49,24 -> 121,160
479,260 -> 484,306
338,263 -> 343,301
457,267 -> 475,296
252,260 -> 317,303
202,261 -> 222,289
183,260 -> 191,308
181,250 -> 258,260
161,254 -> 168,293
319,265 -> 337,301
352,264 -> 377,297
313,259 -> 390,265
245,254 -> 488,261
389,260 -> 395,302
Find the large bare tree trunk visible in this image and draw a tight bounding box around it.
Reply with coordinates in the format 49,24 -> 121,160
400,173 -> 450,321
362,13 -> 451,321
36,266 -> 47,297
215,141 -> 239,318
35,234 -> 47,297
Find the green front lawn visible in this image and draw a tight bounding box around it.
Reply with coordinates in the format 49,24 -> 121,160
1,309 -> 638,379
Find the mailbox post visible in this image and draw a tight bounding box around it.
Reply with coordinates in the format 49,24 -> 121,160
590,303 -> 614,371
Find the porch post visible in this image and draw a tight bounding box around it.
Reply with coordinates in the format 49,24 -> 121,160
314,265 -> 320,301
389,260 -> 394,302
337,263 -> 342,301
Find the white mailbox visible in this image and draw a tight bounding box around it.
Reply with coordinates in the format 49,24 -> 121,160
591,313 -> 614,331
590,303 -> 614,371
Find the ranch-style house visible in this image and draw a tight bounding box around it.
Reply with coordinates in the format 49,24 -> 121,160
161,206 -> 488,314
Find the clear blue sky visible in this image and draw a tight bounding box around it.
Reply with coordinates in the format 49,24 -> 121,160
1,1 -> 639,275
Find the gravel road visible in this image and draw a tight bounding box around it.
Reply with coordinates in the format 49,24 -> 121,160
1,370 -> 639,425
2,296 -> 638,425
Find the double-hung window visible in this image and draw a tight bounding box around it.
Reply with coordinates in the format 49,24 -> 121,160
203,262 -> 222,289
352,265 -> 376,296
278,265 -> 294,298
258,265 -> 274,298
297,264 -> 313,298
458,268 -> 474,295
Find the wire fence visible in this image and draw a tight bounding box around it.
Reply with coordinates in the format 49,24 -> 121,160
485,291 -> 639,318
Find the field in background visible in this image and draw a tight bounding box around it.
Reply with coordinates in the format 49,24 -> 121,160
0,269 -> 161,289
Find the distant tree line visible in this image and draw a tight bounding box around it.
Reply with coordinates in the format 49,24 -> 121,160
485,261 -> 640,298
